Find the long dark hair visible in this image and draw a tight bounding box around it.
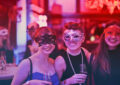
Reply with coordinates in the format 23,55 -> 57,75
92,23 -> 120,75
92,33 -> 111,75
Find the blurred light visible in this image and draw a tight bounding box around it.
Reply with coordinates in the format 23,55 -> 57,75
49,0 -> 76,14
16,0 -> 27,65
17,0 -> 27,46
90,35 -> 95,42
86,0 -> 120,14
38,15 -> 48,27
30,4 -> 44,13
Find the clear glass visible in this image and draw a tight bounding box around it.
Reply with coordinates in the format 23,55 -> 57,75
79,64 -> 88,85
79,64 -> 88,74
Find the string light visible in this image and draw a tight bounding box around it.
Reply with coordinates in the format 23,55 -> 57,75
86,0 -> 120,14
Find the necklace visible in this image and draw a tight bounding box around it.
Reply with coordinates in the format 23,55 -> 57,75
67,49 -> 84,74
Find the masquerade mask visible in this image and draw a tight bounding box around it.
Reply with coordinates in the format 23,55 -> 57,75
64,34 -> 84,42
0,29 -> 8,36
63,30 -> 84,42
35,34 -> 56,46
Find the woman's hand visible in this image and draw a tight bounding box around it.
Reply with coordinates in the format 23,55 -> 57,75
65,74 -> 87,85
23,80 -> 52,85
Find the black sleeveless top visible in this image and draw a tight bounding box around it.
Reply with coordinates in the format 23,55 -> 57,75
60,48 -> 89,85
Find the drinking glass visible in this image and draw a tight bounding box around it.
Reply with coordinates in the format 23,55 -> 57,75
79,64 -> 88,74
79,64 -> 88,85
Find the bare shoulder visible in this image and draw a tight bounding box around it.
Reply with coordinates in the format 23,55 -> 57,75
11,59 -> 31,85
81,47 -> 91,63
17,59 -> 30,73
18,59 -> 30,67
54,56 -> 66,70
55,56 -> 65,65
54,56 -> 66,79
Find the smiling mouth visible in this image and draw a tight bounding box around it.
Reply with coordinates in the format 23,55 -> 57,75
69,43 -> 77,46
109,39 -> 118,43
44,48 -> 50,50
43,47 -> 52,51
69,41 -> 77,44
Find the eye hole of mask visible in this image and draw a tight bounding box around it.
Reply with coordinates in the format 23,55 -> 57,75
64,34 -> 84,41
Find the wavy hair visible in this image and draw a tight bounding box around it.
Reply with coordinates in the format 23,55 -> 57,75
63,22 -> 85,33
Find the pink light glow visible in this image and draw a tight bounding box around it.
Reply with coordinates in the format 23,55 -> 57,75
86,0 -> 120,14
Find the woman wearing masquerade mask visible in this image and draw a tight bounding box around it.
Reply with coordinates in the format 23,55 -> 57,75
11,27 -> 60,85
91,24 -> 120,85
55,22 -> 91,85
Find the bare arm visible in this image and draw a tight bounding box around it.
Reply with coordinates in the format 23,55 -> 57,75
54,56 -> 65,80
54,56 -> 66,84
11,59 -> 30,85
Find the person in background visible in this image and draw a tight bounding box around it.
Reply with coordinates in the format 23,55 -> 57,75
11,27 -> 60,85
24,22 -> 39,59
55,22 -> 91,85
0,26 -> 14,63
91,24 -> 120,85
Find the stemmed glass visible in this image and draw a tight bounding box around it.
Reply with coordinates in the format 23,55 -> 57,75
79,64 -> 88,85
